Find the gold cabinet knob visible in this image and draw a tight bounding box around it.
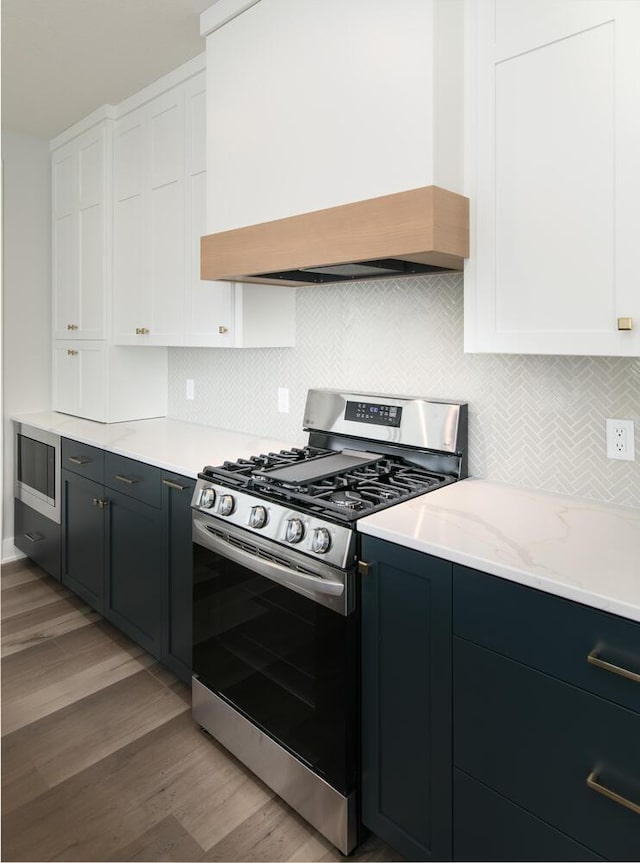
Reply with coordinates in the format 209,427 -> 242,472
617,317 -> 633,331
66,349 -> 78,356
218,326 -> 228,334
135,327 -> 150,335
67,323 -> 78,330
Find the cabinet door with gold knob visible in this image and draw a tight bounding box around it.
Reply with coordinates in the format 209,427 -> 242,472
52,124 -> 108,341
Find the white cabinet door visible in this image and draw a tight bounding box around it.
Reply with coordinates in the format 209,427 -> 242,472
465,0 -> 640,356
52,124 -> 108,340
113,91 -> 185,346
183,71 -> 234,347
53,341 -> 168,422
53,341 -> 107,421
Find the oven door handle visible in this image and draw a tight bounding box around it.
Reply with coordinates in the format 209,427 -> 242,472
193,518 -> 345,599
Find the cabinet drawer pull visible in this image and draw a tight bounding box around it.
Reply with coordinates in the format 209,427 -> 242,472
617,317 -> 633,331
67,323 -> 78,331
162,479 -> 188,491
135,327 -> 150,335
587,649 -> 640,684
67,349 -> 78,356
68,456 -> 90,466
114,474 -> 138,485
358,560 -> 371,576
24,531 -> 43,543
92,498 -> 108,509
587,771 -> 640,816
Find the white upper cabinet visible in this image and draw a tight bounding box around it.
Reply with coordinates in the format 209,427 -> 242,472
201,0 -> 464,233
52,119 -> 110,340
112,60 -> 295,348
465,0 -> 640,356
113,86 -> 186,346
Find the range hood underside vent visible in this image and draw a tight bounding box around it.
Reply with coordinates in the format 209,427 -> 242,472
200,186 -> 469,287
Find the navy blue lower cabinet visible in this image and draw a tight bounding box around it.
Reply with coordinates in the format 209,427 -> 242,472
454,636 -> 640,862
61,469 -> 105,612
453,770 -> 604,862
161,472 -> 194,684
104,487 -> 165,659
360,535 -> 452,862
15,499 -> 61,581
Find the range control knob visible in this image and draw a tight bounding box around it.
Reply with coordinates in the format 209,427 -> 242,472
249,505 -> 268,529
285,518 -> 305,544
218,494 -> 235,516
200,487 -> 216,509
311,527 -> 331,554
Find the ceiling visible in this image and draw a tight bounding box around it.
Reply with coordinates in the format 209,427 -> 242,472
1,0 -> 214,140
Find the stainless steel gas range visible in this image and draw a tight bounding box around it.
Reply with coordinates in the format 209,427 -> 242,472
191,389 -> 468,854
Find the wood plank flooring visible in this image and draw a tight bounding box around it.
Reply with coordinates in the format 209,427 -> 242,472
1,559 -> 403,862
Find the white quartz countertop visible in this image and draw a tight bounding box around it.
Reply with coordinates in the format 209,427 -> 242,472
12,411 -> 299,479
358,478 -> 640,623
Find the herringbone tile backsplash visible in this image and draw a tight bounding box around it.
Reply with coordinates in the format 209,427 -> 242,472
169,273 -> 640,509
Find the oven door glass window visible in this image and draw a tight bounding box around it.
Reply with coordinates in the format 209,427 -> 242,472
193,543 -> 356,795
17,434 -> 56,501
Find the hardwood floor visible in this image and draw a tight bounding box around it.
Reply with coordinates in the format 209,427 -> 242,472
1,559 -> 402,863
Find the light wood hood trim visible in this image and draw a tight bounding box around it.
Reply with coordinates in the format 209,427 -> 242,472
200,186 -> 469,286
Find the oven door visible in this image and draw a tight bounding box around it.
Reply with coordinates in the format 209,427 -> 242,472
192,513 -> 357,797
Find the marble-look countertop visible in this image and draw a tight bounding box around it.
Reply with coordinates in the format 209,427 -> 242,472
12,411 -> 299,479
358,478 -> 640,623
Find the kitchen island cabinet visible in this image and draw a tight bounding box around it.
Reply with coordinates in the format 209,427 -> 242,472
360,536 -> 452,862
464,0 -> 640,356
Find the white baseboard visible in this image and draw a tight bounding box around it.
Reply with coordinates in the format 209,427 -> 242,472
2,538 -> 26,565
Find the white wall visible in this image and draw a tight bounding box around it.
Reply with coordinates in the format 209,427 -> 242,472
1,132 -> 52,561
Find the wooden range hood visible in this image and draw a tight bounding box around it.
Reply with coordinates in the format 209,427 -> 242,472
200,186 -> 469,287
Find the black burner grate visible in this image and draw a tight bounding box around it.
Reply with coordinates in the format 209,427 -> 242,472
201,448 -> 452,522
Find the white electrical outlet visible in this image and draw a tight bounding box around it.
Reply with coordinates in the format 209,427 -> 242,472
605,418 -> 635,461
186,379 -> 195,400
277,387 -> 289,413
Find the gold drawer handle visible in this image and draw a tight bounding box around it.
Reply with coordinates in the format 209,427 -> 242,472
67,323 -> 78,331
617,317 -> 633,331
218,326 -> 228,334
114,474 -> 138,485
358,560 -> 371,576
587,771 -> 640,816
68,456 -> 89,465
135,327 -> 150,335
67,349 -> 78,356
92,498 -> 108,509
162,479 -> 188,491
24,531 -> 43,543
587,649 -> 640,684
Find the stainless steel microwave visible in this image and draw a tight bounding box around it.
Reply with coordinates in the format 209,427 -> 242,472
14,422 -> 61,524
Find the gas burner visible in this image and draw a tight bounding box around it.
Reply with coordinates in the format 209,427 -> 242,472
331,490 -> 364,509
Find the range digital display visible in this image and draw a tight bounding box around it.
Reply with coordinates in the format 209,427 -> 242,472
344,400 -> 402,428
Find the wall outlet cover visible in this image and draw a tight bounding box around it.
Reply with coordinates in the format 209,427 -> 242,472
605,418 -> 635,461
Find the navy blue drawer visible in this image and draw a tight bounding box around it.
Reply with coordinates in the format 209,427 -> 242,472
454,770 -> 604,862
14,499 -> 61,580
104,452 -> 161,508
62,438 -> 104,484
453,564 -> 640,714
454,637 -> 640,862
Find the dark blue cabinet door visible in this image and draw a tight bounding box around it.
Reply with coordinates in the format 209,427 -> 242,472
161,472 -> 194,684
61,469 -> 105,612
104,487 -> 164,659
360,535 -> 452,862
